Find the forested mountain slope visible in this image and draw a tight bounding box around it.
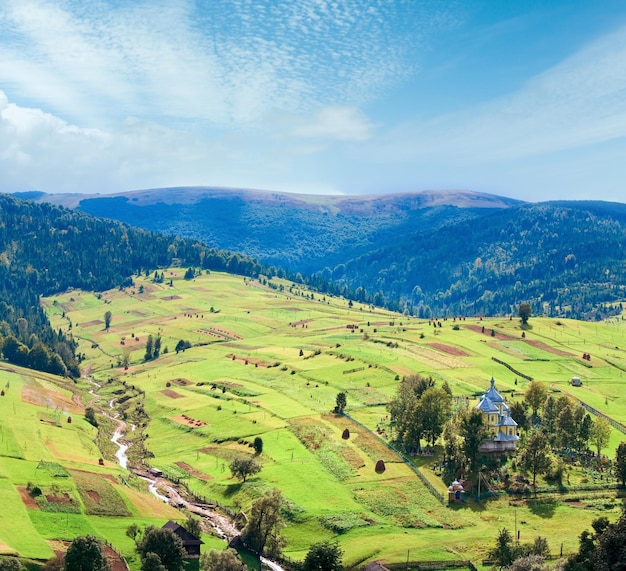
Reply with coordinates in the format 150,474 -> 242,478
15,189 -> 626,320
22,187 -> 520,274
0,193 -> 264,376
324,202 -> 626,319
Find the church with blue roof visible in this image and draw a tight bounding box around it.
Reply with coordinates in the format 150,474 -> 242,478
474,377 -> 519,453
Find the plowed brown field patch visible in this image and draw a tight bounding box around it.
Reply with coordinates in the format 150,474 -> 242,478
162,389 -> 184,399
464,324 -> 516,340
524,339 -> 573,357
428,343 -> 469,356
174,461 -> 212,480
17,486 -> 39,510
173,414 -> 207,427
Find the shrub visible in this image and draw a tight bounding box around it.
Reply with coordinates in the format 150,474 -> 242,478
29,485 -> 42,497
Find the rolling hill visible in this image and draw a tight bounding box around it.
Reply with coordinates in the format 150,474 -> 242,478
20,187 -> 626,319
19,187 -> 520,274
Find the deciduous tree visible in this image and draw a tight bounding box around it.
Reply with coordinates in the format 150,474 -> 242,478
335,392 -> 347,413
253,436 -> 263,455
510,401 -> 530,432
140,553 -> 165,571
241,489 -> 286,557
64,535 -> 110,571
387,374 -> 436,452
126,523 -> 141,545
519,430 -> 552,488
199,549 -> 245,571
0,559 -> 22,571
459,409 -> 488,472
84,407 -> 98,428
565,508 -> 626,571
590,416 -> 611,457
136,527 -> 186,571
229,456 -> 262,483
524,381 -> 547,418
616,442 -> 626,486
302,541 -> 344,571
518,302 -> 532,326
419,387 -> 451,446
184,514 -> 202,539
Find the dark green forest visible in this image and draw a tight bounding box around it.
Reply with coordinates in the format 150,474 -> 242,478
45,188 -> 517,274
321,203 -> 626,319
0,194 -> 266,377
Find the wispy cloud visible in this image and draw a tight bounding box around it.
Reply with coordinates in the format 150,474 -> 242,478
0,0 -> 430,127
378,22 -> 626,165
292,106 -> 376,142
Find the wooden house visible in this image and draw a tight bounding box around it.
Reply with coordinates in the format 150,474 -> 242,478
162,520 -> 203,558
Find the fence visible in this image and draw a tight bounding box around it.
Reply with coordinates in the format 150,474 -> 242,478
381,560 -> 476,570
103,539 -> 131,571
552,386 -> 626,435
491,357 -> 533,381
343,413 -> 445,504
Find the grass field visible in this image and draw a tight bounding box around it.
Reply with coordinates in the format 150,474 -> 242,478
3,270 -> 626,569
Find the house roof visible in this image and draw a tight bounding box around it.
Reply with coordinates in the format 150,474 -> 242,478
475,395 -> 499,413
484,377 -> 505,403
501,413 -> 518,427
162,521 -> 204,545
493,432 -> 520,442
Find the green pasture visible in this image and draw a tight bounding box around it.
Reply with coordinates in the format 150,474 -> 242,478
22,272 -> 626,566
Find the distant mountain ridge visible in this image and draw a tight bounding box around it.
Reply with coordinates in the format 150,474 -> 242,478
20,187 -> 626,319
22,187 -> 521,273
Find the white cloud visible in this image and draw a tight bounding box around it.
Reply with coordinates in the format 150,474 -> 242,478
0,0 -> 427,128
0,89 -> 335,193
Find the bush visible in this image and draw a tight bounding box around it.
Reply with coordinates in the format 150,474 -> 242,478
84,407 -> 98,427
29,485 -> 42,497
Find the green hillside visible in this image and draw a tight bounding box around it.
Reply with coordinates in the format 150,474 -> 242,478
25,188 -> 626,319
0,270 -> 617,569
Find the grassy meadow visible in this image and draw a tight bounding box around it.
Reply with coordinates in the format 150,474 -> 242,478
2,270 -> 626,569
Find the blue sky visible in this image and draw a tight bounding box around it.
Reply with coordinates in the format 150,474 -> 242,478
1,0 -> 626,201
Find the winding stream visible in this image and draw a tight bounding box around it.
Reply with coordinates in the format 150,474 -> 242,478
107,409 -> 286,571
111,428 -> 129,469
